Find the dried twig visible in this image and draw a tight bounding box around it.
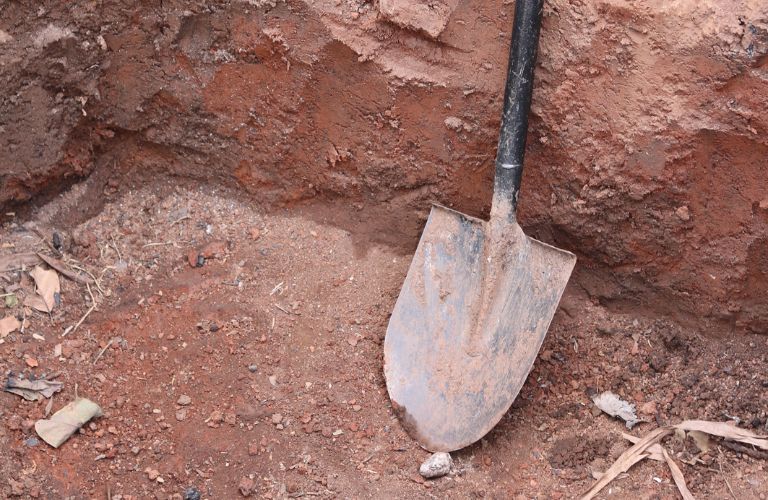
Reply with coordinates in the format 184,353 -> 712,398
62,283 -> 96,337
69,264 -> 105,296
142,241 -> 176,248
93,338 -> 114,364
170,215 -> 190,226
662,448 -> 694,500
721,440 -> 768,460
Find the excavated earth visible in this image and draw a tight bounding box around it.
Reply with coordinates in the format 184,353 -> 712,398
1,0 -> 768,498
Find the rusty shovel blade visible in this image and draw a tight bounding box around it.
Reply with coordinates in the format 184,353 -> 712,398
384,204 -> 576,452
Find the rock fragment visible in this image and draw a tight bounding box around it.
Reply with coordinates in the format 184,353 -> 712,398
419,451 -> 453,479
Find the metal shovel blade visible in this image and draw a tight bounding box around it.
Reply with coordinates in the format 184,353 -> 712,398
384,204 -> 576,452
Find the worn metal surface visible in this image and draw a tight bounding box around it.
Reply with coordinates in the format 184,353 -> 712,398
384,204 -> 575,452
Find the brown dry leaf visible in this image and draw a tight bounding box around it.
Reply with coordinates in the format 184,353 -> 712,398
0,315 -> 21,337
581,427 -> 673,500
586,420 -> 768,500
675,420 -> 768,450
621,432 -> 664,461
29,265 -> 60,312
662,448 -> 695,500
35,398 -> 103,448
24,294 -> 50,312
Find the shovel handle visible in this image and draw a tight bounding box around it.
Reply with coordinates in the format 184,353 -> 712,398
494,0 -> 544,218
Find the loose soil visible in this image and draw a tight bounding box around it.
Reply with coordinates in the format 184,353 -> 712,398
1,182 -> 766,499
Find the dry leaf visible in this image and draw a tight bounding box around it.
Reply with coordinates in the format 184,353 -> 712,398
30,266 -> 60,312
35,398 -> 103,448
675,420 -> 768,450
24,294 -> 50,312
0,315 -> 21,337
585,419 -> 768,500
592,391 -> 641,429
662,448 -> 695,500
4,375 -> 63,401
622,432 -> 665,461
582,426 -> 672,500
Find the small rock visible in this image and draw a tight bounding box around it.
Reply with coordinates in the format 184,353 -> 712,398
249,228 -> 261,240
176,409 -> 188,421
24,356 -> 38,368
8,477 -> 24,496
675,206 -> 691,221
131,446 -> 141,455
183,487 -> 202,500
271,413 -> 283,424
145,468 -> 160,481
199,240 -> 228,259
238,476 -> 255,497
248,364 -> 258,373
177,395 -> 192,406
419,452 -> 453,479
639,401 -> 657,415
187,250 -> 201,268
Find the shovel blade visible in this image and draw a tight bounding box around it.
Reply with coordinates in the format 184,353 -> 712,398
384,205 -> 576,452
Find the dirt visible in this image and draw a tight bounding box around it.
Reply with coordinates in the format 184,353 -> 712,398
1,0 -> 768,497
1,0 -> 768,334
0,184 -> 766,499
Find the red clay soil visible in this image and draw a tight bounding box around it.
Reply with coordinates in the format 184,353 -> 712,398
1,1 -> 768,334
0,183 -> 766,498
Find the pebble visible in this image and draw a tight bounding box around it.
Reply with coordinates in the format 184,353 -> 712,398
419,452 -> 453,479
177,395 -> 192,406
248,364 -> 258,373
183,487 -> 202,500
238,476 -> 255,497
271,413 -> 283,424
176,409 -> 188,421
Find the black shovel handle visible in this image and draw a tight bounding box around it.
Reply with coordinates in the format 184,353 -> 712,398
494,0 -> 544,218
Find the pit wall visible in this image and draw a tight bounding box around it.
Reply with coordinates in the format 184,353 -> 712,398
1,0 -> 767,333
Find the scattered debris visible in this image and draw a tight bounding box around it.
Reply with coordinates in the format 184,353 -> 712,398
583,420 -> 768,500
591,391 -> 641,429
37,253 -> 94,284
0,315 -> 21,337
419,452 -> 453,479
35,398 -> 103,448
4,374 -> 63,401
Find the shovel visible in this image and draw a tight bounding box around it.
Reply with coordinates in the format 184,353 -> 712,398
383,0 -> 576,452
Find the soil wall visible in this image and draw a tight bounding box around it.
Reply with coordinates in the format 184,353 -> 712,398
1,0 -> 767,333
